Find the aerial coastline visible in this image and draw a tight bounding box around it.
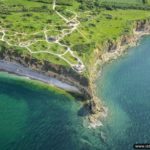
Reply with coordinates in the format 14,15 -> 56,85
0,19 -> 150,129
1,0 -> 150,149
0,0 -> 150,129
0,60 -> 82,95
87,19 -> 150,128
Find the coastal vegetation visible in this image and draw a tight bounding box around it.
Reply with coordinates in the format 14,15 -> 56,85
0,0 -> 150,122
0,0 -> 150,75
0,0 -> 150,132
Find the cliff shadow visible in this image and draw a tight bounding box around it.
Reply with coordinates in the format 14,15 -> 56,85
77,103 -> 91,117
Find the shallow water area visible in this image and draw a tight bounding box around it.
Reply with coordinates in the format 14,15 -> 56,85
1,36 -> 150,150
97,36 -> 150,150
0,72 -> 85,150
0,72 -> 105,150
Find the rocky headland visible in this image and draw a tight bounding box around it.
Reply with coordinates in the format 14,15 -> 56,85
86,18 -> 150,128
0,18 -> 150,128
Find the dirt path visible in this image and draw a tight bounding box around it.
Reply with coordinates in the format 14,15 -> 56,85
0,1 -> 85,73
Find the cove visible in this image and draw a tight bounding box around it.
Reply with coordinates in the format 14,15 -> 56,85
0,72 -> 85,150
1,36 -> 150,150
0,72 -> 106,150
97,35 -> 150,150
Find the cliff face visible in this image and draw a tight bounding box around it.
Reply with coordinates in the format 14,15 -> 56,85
0,18 -> 150,127
0,44 -> 92,100
136,19 -> 150,31
86,18 -> 150,127
102,19 -> 150,53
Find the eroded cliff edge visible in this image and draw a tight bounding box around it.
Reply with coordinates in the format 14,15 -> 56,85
86,18 -> 150,127
0,18 -> 150,128
0,45 -> 92,100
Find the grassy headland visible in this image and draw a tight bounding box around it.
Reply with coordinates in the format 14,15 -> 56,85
0,0 -> 150,74
0,0 -> 150,127
0,0 -> 150,92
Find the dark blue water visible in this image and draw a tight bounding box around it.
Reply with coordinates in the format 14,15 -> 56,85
97,36 -> 150,150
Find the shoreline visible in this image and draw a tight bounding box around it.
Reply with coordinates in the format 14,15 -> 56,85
101,30 -> 150,64
0,20 -> 150,129
87,27 -> 150,128
0,71 -> 75,99
0,60 -> 82,95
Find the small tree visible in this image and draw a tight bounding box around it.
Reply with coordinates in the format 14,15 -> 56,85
142,0 -> 148,4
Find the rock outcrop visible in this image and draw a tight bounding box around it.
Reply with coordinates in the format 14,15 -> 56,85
86,18 -> 150,127
0,18 -> 150,128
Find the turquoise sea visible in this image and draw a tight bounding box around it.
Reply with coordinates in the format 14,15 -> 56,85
97,35 -> 150,150
0,36 -> 150,150
0,72 -> 103,150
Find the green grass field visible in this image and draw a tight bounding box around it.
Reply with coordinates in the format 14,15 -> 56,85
100,0 -> 146,4
0,0 -> 150,72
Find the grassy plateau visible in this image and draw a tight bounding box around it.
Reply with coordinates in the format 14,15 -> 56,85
0,0 -> 150,75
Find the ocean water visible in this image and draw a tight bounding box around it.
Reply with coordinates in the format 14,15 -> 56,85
97,35 -> 150,150
0,73 -> 81,150
1,36 -> 150,150
0,72 -> 104,150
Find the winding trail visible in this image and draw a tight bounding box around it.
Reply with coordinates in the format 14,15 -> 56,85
0,0 -> 85,73
52,0 -> 85,72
